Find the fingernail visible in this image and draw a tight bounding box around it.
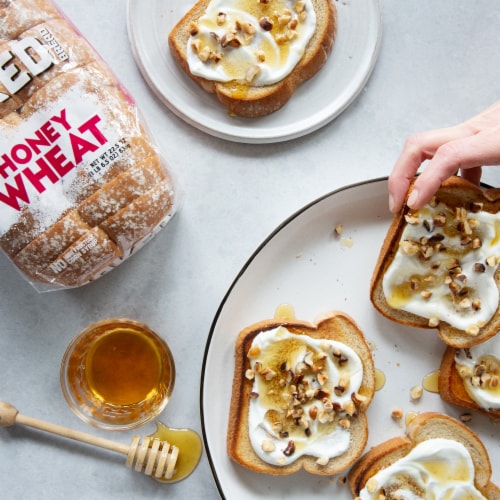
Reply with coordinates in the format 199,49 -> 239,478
407,189 -> 419,208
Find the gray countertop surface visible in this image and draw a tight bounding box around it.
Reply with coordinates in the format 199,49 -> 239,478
1,1 -> 500,498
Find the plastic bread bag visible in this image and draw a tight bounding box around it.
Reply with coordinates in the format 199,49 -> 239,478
0,0 -> 178,291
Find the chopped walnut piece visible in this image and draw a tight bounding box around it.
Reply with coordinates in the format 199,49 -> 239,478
295,1 -> 306,13
316,456 -> 329,467
410,385 -> 423,400
189,22 -> 199,36
282,440 -> 296,456
473,262 -> 486,273
391,408 -> 403,420
466,324 -> 480,336
259,17 -> 273,31
400,240 -> 419,255
245,65 -> 261,83
256,50 -> 266,62
242,22 -> 256,35
352,392 -> 368,410
216,12 -> 226,26
339,417 -> 350,429
190,39 -> 201,52
261,440 -> 275,452
428,317 -> 440,327
404,214 -> 420,225
261,367 -> 277,380
220,32 -> 241,48
317,372 -> 328,386
343,400 -> 356,416
278,13 -> 292,25
197,46 -> 212,62
334,223 -> 344,236
460,413 -> 473,423
486,255 -> 499,267
309,405 -> 318,420
245,369 -> 255,380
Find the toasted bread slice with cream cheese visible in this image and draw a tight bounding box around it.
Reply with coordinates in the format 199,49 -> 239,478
348,411 -> 500,499
370,176 -> 500,348
168,0 -> 336,117
227,310 -> 375,475
439,341 -> 500,420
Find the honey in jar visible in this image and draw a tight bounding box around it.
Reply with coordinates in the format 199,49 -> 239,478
61,318 -> 175,431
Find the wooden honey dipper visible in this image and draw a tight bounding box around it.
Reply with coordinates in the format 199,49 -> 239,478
0,401 -> 179,480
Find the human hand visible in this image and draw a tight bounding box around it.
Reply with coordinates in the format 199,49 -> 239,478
388,101 -> 500,213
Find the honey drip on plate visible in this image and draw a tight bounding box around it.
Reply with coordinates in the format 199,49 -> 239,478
375,369 -> 386,391
405,411 -> 418,426
422,370 -> 440,393
148,422 -> 202,483
274,303 -> 296,321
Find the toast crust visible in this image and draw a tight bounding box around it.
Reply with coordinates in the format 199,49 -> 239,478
370,176 -> 500,348
168,0 -> 336,117
348,411 -> 500,499
439,345 -> 500,420
226,311 -> 375,475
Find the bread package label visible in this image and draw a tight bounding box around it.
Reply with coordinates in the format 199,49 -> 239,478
0,0 -> 177,291
246,325 -> 364,467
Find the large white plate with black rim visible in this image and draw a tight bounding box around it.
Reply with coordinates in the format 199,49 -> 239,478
200,177 -> 500,498
126,0 -> 382,144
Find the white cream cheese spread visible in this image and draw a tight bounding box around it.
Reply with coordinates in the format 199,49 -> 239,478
382,201 -> 500,334
455,334 -> 500,409
246,326 -> 364,466
358,438 -> 485,500
186,0 -> 316,86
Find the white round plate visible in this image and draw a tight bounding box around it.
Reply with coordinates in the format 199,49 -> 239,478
200,178 -> 500,498
126,0 -> 382,144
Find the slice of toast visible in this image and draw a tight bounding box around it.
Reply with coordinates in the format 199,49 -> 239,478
168,0 -> 336,117
227,310 -> 375,475
439,342 -> 500,420
348,411 -> 500,499
370,176 -> 500,348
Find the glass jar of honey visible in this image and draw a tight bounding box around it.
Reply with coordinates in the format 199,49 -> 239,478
60,318 -> 175,430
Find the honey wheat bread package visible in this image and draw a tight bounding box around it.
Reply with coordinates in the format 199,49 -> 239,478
370,176 -> 500,348
0,0 -> 178,291
227,311 -> 375,476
